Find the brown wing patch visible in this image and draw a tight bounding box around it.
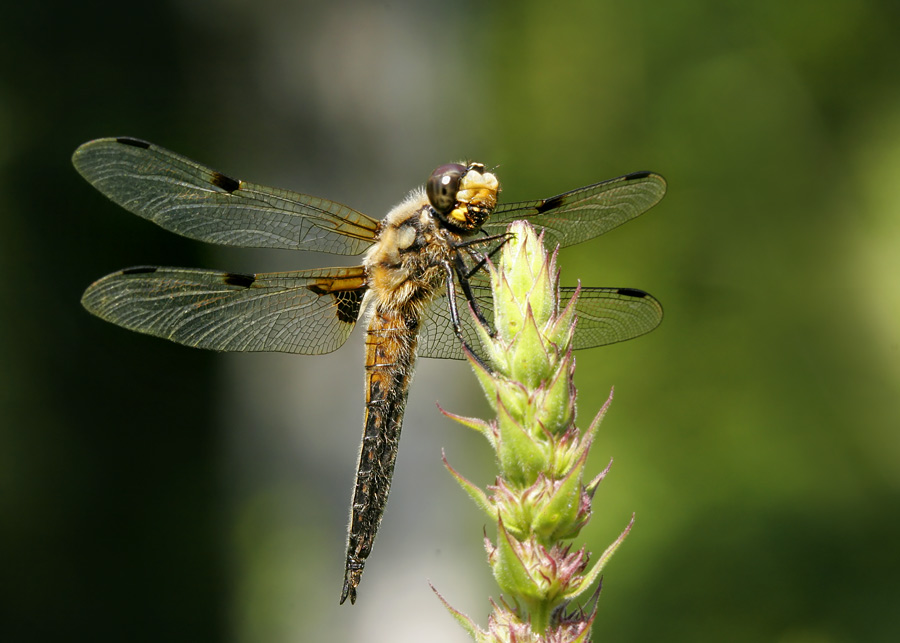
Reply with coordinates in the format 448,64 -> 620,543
211,171 -> 241,193
305,268 -> 368,324
115,137 -> 150,149
223,272 -> 256,287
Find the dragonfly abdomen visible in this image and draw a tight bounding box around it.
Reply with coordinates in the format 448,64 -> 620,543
341,304 -> 422,604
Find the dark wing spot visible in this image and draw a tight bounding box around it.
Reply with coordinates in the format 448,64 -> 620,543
121,266 -> 158,275
307,284 -> 366,324
624,171 -> 652,180
223,272 -> 256,288
617,287 -> 648,298
211,171 -> 240,193
116,137 -> 151,149
336,289 -> 365,324
535,194 -> 565,214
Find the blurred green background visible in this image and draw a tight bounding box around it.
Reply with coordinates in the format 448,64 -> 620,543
3,1 -> 899,641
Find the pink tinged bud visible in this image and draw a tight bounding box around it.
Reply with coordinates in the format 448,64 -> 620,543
493,519 -> 547,604
469,307 -> 508,372
468,343 -> 503,413
529,349 -> 576,436
507,305 -> 554,389
492,271 -> 527,346
489,478 -> 531,541
493,379 -> 530,427
495,396 -> 548,487
544,284 -> 580,350
532,447 -> 591,542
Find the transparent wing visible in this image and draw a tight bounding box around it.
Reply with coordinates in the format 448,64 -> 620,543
418,278 -> 663,361
73,137 -> 379,255
417,288 -> 495,361
81,265 -> 368,354
564,285 -> 663,349
483,171 -> 666,249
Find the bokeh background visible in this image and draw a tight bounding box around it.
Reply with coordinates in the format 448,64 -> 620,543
3,1 -> 899,641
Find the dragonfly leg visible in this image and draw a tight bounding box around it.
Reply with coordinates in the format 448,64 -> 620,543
450,253 -> 492,334
443,261 -> 494,372
448,232 -> 513,334
455,231 -> 513,281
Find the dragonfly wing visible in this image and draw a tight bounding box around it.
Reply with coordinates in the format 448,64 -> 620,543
567,286 -> 663,349
417,278 -> 662,359
484,171 -> 666,249
81,265 -> 368,354
73,137 -> 379,255
417,287 -> 495,361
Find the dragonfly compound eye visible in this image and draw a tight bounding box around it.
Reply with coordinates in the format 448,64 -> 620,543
426,163 -> 466,215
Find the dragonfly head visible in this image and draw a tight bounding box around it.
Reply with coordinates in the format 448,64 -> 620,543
427,162 -> 499,232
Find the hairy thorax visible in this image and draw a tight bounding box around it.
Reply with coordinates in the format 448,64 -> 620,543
362,188 -> 462,317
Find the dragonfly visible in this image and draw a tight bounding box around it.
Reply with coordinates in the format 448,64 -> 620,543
75,137 -> 666,604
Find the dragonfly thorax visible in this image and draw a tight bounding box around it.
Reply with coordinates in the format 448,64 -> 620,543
364,193 -> 459,315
